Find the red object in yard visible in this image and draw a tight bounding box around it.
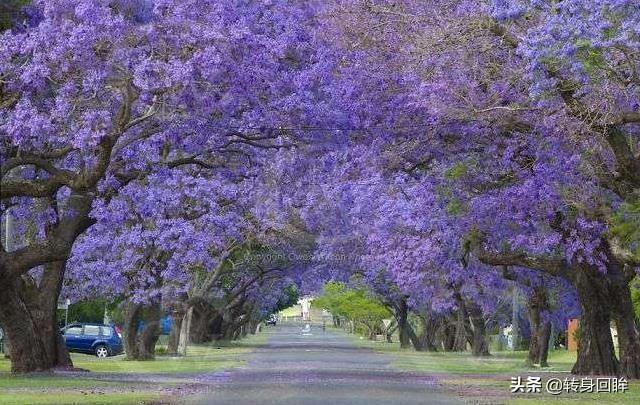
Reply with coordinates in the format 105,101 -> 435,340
568,319 -> 579,351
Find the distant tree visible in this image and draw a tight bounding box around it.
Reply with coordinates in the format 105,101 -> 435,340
314,282 -> 390,339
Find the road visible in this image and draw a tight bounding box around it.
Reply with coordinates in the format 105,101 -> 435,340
188,322 -> 463,405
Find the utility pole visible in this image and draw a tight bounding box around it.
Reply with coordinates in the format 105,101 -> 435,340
512,284 -> 520,351
4,196 -> 15,251
2,169 -> 17,358
3,167 -> 21,252
103,302 -> 111,325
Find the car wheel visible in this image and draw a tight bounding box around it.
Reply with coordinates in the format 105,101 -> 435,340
95,345 -> 109,358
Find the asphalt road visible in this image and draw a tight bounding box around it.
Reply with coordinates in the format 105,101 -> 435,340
188,323 -> 464,405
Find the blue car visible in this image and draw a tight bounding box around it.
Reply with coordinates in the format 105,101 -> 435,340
61,323 -> 123,358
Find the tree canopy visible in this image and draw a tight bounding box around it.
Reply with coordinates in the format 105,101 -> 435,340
1,0 -> 639,377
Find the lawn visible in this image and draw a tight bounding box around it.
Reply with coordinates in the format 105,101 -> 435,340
392,349 -> 577,375
64,342 -> 250,374
0,332 -> 267,374
0,332 -> 268,404
0,372 -> 165,405
0,392 -> 162,405
346,331 -> 640,404
279,305 -> 302,318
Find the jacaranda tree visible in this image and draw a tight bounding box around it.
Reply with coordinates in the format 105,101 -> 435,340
0,0 -> 330,372
1,0 -> 638,379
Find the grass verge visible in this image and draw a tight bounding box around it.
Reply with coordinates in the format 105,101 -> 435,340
0,392 -> 162,405
346,330 -> 640,404
0,331 -> 268,404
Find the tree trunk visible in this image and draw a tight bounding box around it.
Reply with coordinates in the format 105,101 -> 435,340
536,319 -> 551,367
137,301 -> 161,360
367,322 -> 377,340
608,262 -> 640,379
477,241 -> 638,376
177,306 -> 193,356
166,308 -> 184,356
386,324 -> 398,343
0,262 -> 72,373
470,320 -> 490,356
32,262 -> 73,369
613,303 -> 640,379
189,306 -> 213,343
467,304 -> 490,357
567,250 -> 640,378
439,316 -> 460,351
527,286 -> 551,367
452,308 -> 468,352
571,267 -> 619,376
123,301 -> 142,360
1,188 -> 94,372
209,313 -> 224,340
0,279 -> 50,372
396,297 -> 412,349
405,318 -> 427,351
414,311 -> 438,351
407,330 -> 423,350
527,306 -> 551,367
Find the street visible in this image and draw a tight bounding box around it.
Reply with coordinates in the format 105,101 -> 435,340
188,323 -> 463,405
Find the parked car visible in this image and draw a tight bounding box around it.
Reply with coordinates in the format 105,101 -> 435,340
60,323 -> 123,358
266,314 -> 277,326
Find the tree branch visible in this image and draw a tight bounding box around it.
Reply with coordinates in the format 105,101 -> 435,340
167,156 -> 226,170
476,249 -> 569,278
483,17 -> 640,196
